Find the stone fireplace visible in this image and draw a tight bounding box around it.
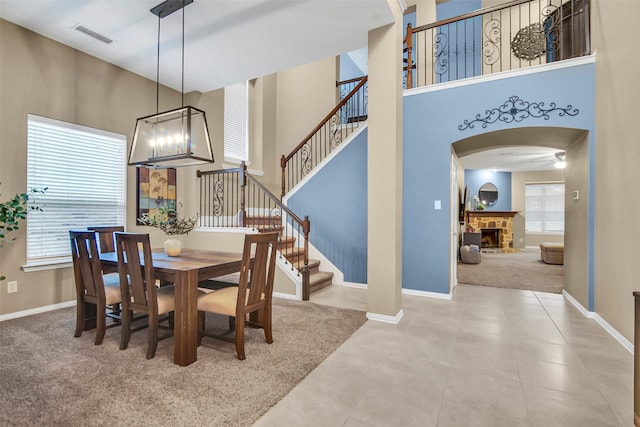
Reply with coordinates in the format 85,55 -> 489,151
466,211 -> 519,252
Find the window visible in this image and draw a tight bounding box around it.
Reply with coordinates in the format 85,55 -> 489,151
25,114 -> 126,268
224,81 -> 248,163
525,183 -> 564,233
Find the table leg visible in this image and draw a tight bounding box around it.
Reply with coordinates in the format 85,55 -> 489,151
173,269 -> 199,366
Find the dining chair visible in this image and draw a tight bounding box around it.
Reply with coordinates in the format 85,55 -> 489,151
197,231 -> 279,360
115,232 -> 175,359
87,226 -> 124,253
69,230 -> 123,345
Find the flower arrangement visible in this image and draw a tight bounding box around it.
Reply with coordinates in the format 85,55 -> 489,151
138,205 -> 199,236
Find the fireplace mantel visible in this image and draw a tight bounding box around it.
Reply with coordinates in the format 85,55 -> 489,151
467,211 -> 520,219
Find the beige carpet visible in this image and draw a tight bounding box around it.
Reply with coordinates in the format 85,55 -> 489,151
0,298 -> 366,426
457,248 -> 564,293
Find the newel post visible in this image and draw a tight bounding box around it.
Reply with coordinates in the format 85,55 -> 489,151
240,162 -> 247,228
302,215 -> 311,301
405,23 -> 413,89
280,155 -> 286,199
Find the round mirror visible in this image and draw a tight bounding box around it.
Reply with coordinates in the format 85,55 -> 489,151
478,182 -> 498,207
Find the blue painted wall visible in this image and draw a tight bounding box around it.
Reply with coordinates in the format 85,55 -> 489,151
403,62 -> 595,295
437,0 -> 481,20
287,129 -> 368,283
464,169 -> 512,211
340,54 -> 364,81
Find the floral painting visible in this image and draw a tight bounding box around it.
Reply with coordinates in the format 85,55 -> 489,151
136,167 -> 176,223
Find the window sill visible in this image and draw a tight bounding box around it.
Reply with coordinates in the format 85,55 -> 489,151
22,257 -> 73,273
222,160 -> 264,177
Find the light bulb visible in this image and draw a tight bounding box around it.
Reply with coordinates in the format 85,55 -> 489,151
554,161 -> 566,169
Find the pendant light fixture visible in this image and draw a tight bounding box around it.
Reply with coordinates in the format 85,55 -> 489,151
128,0 -> 214,168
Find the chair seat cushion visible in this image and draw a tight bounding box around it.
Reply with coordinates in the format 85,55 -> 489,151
197,287 -> 238,316
156,286 -> 175,315
103,273 -> 122,305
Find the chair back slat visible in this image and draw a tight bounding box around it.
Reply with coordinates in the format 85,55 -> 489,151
69,230 -> 105,300
115,233 -> 157,311
88,226 -> 124,253
238,232 -> 279,312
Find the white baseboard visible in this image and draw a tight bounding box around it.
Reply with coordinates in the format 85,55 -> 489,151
273,291 -> 300,301
562,290 -> 633,355
592,313 -> 633,355
335,282 -> 367,289
367,308 -> 404,324
402,288 -> 453,300
0,300 -> 76,322
562,290 -> 593,318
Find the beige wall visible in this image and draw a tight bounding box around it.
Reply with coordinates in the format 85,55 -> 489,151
0,20 -> 224,316
563,133 -> 589,307
275,57 -> 338,168
511,169 -> 565,247
592,0 -> 640,342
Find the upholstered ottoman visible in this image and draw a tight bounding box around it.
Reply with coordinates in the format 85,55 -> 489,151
540,243 -> 564,265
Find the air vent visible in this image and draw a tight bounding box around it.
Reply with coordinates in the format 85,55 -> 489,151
74,25 -> 113,44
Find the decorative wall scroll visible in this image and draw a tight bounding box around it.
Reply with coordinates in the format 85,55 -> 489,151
511,23 -> 547,60
136,167 -> 177,223
458,95 -> 579,130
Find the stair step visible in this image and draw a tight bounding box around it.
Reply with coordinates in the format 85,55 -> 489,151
310,271 -> 333,293
252,225 -> 284,232
291,258 -> 320,272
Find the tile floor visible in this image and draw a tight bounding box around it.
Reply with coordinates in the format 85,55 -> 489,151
255,284 -> 634,427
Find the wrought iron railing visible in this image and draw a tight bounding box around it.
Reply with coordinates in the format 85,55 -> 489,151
281,76 -> 368,197
197,164 -> 312,300
404,0 -> 590,89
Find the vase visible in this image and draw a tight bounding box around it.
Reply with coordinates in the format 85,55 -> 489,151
164,237 -> 182,256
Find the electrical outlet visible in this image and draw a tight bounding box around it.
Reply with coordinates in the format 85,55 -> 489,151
7,281 -> 18,293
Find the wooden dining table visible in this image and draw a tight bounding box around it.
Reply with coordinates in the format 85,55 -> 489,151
100,248 -> 243,366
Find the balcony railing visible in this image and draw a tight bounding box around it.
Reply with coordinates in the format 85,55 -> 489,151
404,0 -> 590,89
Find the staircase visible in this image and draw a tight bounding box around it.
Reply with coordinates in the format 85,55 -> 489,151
244,215 -> 333,295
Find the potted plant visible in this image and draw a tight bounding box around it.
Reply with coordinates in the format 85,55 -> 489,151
138,204 -> 199,256
0,186 -> 46,280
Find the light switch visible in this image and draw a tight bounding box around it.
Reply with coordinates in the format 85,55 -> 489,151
573,190 -> 579,200
434,200 -> 441,210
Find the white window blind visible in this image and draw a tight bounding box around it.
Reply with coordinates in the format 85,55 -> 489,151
224,81 -> 248,163
26,114 -> 126,266
525,182 -> 565,233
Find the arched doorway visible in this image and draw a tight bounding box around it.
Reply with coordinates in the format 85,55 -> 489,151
452,126 -> 590,301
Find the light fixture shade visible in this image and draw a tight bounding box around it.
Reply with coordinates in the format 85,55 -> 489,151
129,105 -> 214,168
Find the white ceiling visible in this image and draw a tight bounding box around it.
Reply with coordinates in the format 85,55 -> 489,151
460,146 -> 565,172
0,1 -> 579,173
0,0 -> 394,93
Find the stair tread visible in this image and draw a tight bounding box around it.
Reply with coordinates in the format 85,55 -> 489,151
310,271 -> 333,283
291,258 -> 320,270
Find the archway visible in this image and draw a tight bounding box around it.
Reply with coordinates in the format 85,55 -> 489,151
452,126 -> 590,301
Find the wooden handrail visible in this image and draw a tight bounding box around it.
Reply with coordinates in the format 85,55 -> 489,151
412,0 -> 533,33
283,76 -> 368,165
337,76 -> 366,87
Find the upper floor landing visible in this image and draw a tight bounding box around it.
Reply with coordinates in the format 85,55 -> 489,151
403,0 -> 590,90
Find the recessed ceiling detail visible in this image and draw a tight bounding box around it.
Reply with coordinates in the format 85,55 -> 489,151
458,95 -> 579,131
